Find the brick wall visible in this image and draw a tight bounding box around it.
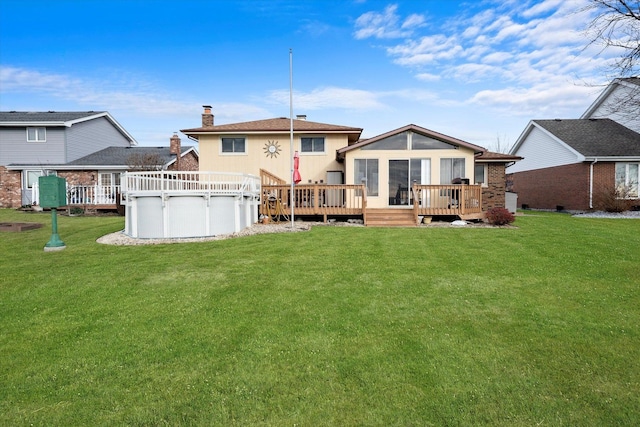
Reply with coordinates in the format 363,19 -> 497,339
168,151 -> 199,171
57,171 -> 96,185
508,163 -> 595,210
0,166 -> 22,208
481,163 -> 506,211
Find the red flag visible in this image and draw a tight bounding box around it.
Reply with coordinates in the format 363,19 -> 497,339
293,151 -> 301,184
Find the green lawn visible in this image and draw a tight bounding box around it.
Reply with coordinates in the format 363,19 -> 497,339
1,209 -> 639,426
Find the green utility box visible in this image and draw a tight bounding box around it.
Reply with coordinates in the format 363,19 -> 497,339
38,176 -> 67,208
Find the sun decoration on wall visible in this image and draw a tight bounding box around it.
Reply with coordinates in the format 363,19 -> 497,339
264,140 -> 282,158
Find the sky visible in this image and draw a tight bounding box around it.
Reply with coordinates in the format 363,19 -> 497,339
0,0 -> 621,151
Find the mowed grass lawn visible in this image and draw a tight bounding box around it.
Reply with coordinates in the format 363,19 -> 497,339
1,209 -> 639,426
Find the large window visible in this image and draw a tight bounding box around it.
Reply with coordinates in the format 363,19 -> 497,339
221,137 -> 245,153
440,158 -> 465,184
27,127 -> 46,142
354,159 -> 378,196
616,162 -> 639,198
301,137 -> 324,153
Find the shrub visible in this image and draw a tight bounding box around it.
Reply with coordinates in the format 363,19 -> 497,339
593,183 -> 635,213
486,207 -> 515,226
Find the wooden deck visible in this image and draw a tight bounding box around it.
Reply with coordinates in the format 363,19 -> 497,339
260,170 -> 484,226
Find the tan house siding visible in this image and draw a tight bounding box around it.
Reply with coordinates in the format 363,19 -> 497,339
343,148 -> 478,209
198,133 -> 348,181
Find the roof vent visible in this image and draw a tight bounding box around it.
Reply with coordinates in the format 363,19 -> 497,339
296,115 -> 307,121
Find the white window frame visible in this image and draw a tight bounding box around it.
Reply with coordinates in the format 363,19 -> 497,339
220,136 -> 246,154
615,162 -> 639,198
300,136 -> 325,154
27,127 -> 46,142
354,158 -> 378,196
474,164 -> 488,187
440,158 -> 466,184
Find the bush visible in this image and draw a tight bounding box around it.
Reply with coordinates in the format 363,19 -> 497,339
593,183 -> 635,213
486,207 -> 515,226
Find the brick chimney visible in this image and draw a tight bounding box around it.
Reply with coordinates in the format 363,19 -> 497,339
202,105 -> 214,128
170,132 -> 181,170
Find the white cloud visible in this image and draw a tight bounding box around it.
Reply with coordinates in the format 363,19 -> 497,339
267,86 -> 384,110
354,4 -> 425,39
415,73 -> 440,82
0,65 -> 199,117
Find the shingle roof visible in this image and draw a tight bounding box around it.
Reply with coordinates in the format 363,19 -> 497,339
534,118 -> 640,157
67,146 -> 194,166
475,151 -> 523,162
181,117 -> 363,142
0,111 -> 105,122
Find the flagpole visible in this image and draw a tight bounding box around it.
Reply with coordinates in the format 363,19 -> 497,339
289,48 -> 295,228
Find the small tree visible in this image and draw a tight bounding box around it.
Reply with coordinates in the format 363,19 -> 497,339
582,0 -> 640,121
593,181 -> 636,212
127,153 -> 164,171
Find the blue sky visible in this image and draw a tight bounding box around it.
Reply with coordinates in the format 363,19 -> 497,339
0,0 -> 617,149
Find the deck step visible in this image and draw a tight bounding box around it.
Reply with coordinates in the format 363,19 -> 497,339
366,209 -> 417,227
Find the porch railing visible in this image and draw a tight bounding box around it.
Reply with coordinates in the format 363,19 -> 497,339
261,183 -> 368,221
121,171 -> 261,199
412,184 -> 482,222
32,182 -> 121,206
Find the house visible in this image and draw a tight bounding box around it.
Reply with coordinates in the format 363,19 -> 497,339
507,118 -> 640,210
581,77 -> 640,133
182,106 -> 519,224
508,77 -> 640,211
0,111 -> 198,208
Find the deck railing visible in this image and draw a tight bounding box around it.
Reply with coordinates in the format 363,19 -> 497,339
261,183 -> 367,222
32,182 -> 121,206
411,184 -> 482,222
121,171 -> 261,199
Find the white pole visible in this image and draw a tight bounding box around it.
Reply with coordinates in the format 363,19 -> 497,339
289,48 -> 295,228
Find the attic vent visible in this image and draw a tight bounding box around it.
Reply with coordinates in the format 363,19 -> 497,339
554,119 -> 562,121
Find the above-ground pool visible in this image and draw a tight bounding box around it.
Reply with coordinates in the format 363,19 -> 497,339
121,171 -> 260,239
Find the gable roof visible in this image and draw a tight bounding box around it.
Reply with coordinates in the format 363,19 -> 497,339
181,117 -> 363,143
0,111 -> 138,145
581,77 -> 640,119
337,124 -> 486,157
475,151 -> 523,163
512,118 -> 640,159
67,146 -> 197,167
7,146 -> 197,170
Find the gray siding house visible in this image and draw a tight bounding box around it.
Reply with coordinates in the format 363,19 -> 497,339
1,111 -> 200,209
0,111 -> 137,207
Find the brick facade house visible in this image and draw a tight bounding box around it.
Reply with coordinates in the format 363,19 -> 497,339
507,119 -> 640,211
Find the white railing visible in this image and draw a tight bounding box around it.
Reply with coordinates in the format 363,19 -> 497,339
121,171 -> 261,199
32,182 -> 121,206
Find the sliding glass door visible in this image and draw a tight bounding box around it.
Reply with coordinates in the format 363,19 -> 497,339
388,159 -> 430,206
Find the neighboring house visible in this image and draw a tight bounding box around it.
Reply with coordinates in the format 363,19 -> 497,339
581,77 -> 640,133
0,111 -> 198,208
182,106 -> 519,223
508,77 -> 640,211
507,119 -> 640,210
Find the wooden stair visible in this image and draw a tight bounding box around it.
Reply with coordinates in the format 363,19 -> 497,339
365,208 -> 417,227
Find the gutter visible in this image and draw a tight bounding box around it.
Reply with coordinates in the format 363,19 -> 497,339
589,158 -> 598,209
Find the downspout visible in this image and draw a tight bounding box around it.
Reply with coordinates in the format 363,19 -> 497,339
589,158 -> 598,209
